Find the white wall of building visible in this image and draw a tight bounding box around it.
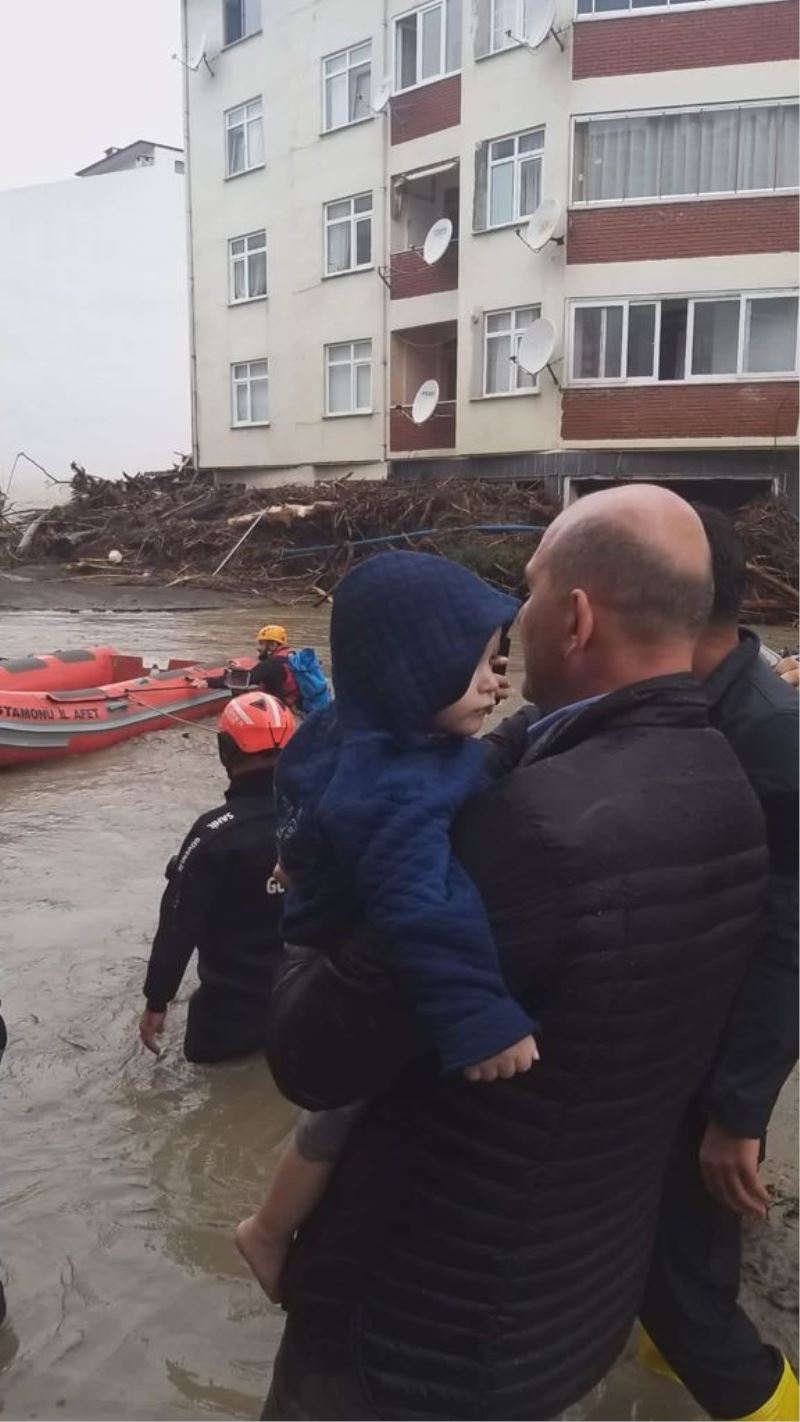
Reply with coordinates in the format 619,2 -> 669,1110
184,0 -> 797,477
0,165 -> 190,506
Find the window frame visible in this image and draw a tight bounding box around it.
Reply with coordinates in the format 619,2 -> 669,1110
224,97 -> 264,178
486,127 -> 545,229
228,229 -> 268,305
322,41 -> 373,133
324,340 -> 374,416
569,99 -> 800,208
574,0 -> 782,22
393,0 -> 461,93
482,305 -> 542,397
222,0 -> 262,48
567,290 -> 799,385
323,193 -> 374,278
230,359 -> 270,427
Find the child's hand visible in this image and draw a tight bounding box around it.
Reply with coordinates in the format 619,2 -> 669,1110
273,859 -> 289,887
463,1034 -> 539,1083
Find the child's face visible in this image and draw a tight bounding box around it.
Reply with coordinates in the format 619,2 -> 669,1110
432,631 -> 503,738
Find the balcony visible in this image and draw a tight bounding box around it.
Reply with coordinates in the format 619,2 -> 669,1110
390,320 -> 457,453
389,161 -> 459,301
390,74 -> 461,145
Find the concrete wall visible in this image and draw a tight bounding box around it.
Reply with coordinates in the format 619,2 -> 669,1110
0,166 -> 190,506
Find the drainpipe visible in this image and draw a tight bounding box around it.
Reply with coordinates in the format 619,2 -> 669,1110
181,0 -> 201,473
380,0 -> 391,473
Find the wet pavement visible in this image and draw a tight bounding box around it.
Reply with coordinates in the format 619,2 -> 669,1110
0,602 -> 796,1420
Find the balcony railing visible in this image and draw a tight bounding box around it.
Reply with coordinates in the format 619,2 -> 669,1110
390,400 -> 457,452
390,241 -> 459,300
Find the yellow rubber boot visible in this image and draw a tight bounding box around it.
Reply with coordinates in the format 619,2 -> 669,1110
739,1357 -> 799,1421
638,1327 -> 681,1384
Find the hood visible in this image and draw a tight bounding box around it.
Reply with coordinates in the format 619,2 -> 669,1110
330,550 -> 520,737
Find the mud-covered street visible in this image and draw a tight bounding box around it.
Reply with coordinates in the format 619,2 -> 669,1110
0,585 -> 796,1420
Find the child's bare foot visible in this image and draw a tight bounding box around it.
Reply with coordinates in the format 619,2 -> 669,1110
235,1215 -> 290,1302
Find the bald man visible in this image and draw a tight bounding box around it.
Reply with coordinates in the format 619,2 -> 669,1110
261,485 -> 768,1422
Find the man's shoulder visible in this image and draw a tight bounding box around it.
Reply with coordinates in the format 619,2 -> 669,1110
713,655 -> 799,791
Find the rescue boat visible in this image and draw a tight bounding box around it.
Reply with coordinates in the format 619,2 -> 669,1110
0,646 -> 135,694
0,656 -> 254,769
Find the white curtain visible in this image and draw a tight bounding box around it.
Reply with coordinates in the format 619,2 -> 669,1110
698,110 -> 737,194
585,119 -> 628,201
626,116 -> 661,199
660,112 -> 702,196
327,221 -> 351,273
421,4 -> 443,78
775,105 -> 799,188
446,0 -> 462,70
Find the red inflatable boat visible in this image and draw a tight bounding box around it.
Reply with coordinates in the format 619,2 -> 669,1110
0,653 -> 254,768
0,646 -> 132,694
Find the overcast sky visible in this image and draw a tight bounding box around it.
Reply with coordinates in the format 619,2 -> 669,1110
0,0 -> 183,191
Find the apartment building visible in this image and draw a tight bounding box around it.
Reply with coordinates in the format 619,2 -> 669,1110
181,0 -> 798,500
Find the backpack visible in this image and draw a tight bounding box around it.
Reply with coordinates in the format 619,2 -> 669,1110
287,648 -> 331,715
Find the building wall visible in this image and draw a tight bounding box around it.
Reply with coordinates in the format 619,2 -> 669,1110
184,0 -> 798,481
0,167 -> 191,506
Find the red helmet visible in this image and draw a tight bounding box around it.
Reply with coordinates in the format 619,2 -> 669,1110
217,692 -> 295,753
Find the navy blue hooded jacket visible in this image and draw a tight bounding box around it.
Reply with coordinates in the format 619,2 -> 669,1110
275,550 -> 535,1072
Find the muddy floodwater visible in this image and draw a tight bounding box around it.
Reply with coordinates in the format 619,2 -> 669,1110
1,597 -> 796,1421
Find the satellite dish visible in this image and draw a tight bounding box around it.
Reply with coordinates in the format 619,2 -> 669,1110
516,319 -> 557,377
422,219 -> 453,266
373,82 -> 392,113
411,379 -> 440,425
521,198 -> 563,252
524,0 -> 557,48
172,32 -> 219,74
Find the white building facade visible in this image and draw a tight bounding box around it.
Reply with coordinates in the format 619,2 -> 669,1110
182,0 -> 798,499
0,143 -> 190,507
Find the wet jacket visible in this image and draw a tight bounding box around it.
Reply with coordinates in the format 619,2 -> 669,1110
266,677 -> 767,1420
276,551 -> 531,1073
700,629 -> 799,1137
144,767 -> 284,1063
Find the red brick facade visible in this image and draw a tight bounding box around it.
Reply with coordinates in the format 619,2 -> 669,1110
567,196 -> 800,263
390,75 -> 461,145
390,401 -> 457,450
390,243 -> 459,298
572,1 -> 799,77
561,383 -> 799,440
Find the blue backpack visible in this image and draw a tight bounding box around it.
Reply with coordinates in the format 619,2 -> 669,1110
288,648 -> 331,714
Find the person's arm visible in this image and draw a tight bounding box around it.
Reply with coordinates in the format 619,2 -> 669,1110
249,657 -> 287,697
141,830 -> 217,1031
481,706 -> 539,780
700,711 -> 798,1210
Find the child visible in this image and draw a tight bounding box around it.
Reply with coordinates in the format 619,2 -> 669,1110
236,551 -> 538,1301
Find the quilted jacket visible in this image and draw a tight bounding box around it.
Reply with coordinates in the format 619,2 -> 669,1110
268,676 -> 767,1420
275,551 -> 533,1072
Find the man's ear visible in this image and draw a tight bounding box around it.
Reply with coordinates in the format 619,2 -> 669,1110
568,588 -> 594,652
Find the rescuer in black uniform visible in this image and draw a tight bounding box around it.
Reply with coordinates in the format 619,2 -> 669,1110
138,691 -> 295,1064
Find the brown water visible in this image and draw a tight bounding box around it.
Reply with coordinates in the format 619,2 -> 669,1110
0,606 -> 793,1421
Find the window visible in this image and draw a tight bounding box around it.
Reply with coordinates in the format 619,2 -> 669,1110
231,360 -> 269,424
223,0 -> 261,45
572,102 -> 800,204
578,0 -> 777,15
489,0 -> 539,50
225,98 -> 264,176
324,194 -> 372,275
569,293 -> 798,383
323,43 -> 371,131
229,231 -> 267,302
325,341 -> 372,414
484,307 -> 540,394
488,129 -> 544,226
395,0 -> 462,91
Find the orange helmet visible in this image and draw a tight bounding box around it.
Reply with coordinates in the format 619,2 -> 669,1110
217,691 -> 295,754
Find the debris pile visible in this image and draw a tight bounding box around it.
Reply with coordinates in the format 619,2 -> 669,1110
0,466 -> 558,598
736,495 -> 799,622
2,467 -> 796,619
